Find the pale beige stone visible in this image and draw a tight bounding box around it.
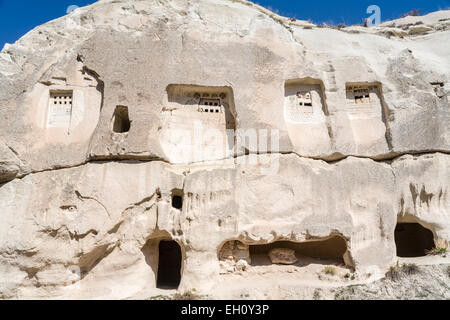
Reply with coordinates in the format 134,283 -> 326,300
269,248 -> 298,265
0,0 -> 448,300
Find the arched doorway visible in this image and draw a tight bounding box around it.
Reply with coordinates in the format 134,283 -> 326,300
395,223 -> 435,257
157,240 -> 182,289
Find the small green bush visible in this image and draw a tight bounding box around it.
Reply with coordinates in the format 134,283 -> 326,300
401,263 -> 419,275
147,295 -> 171,300
426,248 -> 447,256
386,263 -> 419,281
313,289 -> 321,300
386,265 -> 401,281
324,266 -> 336,276
173,289 -> 203,300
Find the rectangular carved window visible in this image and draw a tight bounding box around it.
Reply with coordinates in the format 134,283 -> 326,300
297,91 -> 313,107
347,86 -> 370,104
47,91 -> 73,127
199,98 -> 223,113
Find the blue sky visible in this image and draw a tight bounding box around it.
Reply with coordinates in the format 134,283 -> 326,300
0,0 -> 449,49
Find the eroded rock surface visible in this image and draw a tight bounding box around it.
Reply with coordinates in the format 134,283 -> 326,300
0,0 -> 449,299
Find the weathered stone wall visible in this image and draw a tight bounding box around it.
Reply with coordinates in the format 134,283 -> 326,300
0,0 -> 448,299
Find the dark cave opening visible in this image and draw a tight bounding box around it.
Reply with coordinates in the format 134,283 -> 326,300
395,223 -> 435,257
157,241 -> 182,289
172,194 -> 183,210
112,105 -> 130,133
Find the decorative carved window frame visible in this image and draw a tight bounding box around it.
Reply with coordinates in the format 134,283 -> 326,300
47,90 -> 73,127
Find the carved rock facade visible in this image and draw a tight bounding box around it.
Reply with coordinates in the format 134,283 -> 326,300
0,0 -> 449,299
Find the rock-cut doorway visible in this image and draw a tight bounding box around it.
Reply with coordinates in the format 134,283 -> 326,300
157,240 -> 182,289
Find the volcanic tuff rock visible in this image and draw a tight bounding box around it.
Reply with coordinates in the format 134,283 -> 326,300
269,248 -> 298,265
0,0 -> 449,299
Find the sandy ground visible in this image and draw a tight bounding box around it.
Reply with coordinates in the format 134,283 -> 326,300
144,255 -> 450,300
204,255 -> 450,300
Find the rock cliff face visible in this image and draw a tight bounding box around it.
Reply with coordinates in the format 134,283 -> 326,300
0,0 -> 448,299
